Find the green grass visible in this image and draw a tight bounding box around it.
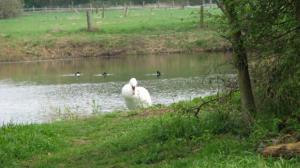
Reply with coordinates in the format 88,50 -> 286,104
0,7 -> 228,61
1,94 -> 299,167
0,8 -> 220,41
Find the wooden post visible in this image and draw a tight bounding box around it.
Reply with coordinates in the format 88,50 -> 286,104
142,1 -> 145,8
200,0 -> 204,27
172,0 -> 175,8
32,6 -> 35,12
157,0 -> 160,8
124,3 -> 128,17
102,1 -> 105,19
86,10 -> 93,31
96,5 -> 99,14
90,3 -> 93,13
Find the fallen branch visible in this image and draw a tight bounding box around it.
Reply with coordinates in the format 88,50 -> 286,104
262,141 -> 300,157
193,89 -> 238,118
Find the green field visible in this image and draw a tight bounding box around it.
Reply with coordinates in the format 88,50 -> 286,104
1,94 -> 299,167
0,8 -> 228,62
0,8 -> 219,40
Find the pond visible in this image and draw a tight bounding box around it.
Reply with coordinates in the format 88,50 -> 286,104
0,53 -> 234,125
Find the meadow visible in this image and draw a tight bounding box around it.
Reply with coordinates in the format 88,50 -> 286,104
1,6 -> 298,168
0,8 -> 220,39
1,94 -> 299,167
0,7 -> 228,62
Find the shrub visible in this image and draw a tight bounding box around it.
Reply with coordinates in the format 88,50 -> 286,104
253,53 -> 300,118
0,0 -> 23,19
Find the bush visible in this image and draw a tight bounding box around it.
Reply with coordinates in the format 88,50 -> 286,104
253,53 -> 300,118
0,0 -> 23,19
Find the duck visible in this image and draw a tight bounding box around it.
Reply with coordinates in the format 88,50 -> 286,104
121,78 -> 152,110
75,72 -> 80,77
156,70 -> 161,78
102,72 -> 107,77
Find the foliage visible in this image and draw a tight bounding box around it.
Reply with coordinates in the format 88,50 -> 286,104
0,0 -> 23,19
1,97 -> 300,167
215,0 -> 300,119
245,0 -> 300,118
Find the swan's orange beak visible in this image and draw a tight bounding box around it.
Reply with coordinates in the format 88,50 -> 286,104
132,86 -> 135,95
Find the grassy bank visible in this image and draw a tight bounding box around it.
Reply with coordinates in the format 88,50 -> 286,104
0,8 -> 229,62
1,94 -> 299,167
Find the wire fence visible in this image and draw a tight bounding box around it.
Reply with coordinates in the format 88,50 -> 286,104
23,2 -> 217,13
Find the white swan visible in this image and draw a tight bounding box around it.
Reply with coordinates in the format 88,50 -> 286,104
121,78 -> 152,110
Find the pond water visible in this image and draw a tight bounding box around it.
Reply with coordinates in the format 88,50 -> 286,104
0,53 -> 234,125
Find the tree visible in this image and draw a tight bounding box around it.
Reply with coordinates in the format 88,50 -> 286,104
216,0 -> 256,125
0,0 -> 23,19
215,0 -> 300,120
250,0 -> 300,117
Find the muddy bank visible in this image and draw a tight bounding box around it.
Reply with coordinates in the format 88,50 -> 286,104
0,33 -> 230,62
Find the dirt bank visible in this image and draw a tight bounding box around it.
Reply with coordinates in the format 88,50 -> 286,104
0,33 -> 230,62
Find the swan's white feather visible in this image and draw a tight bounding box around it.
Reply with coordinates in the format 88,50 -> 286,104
121,78 -> 152,110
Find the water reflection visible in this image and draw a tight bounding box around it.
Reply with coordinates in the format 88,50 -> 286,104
0,53 -> 234,124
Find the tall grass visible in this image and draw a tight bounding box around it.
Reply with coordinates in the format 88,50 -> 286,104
1,94 -> 299,167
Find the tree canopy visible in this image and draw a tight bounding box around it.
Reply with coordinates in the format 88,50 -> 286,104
216,0 -> 300,122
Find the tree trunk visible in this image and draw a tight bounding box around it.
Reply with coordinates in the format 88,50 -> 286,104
232,30 -> 256,119
217,1 -> 256,124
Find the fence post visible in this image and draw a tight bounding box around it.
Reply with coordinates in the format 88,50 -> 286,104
200,0 -> 204,28
102,1 -> 105,19
78,4 -> 81,12
142,1 -> 145,8
90,3 -> 93,13
157,0 -> 160,8
96,4 -> 99,14
86,10 -> 93,31
124,3 -> 128,17
172,0 -> 175,8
